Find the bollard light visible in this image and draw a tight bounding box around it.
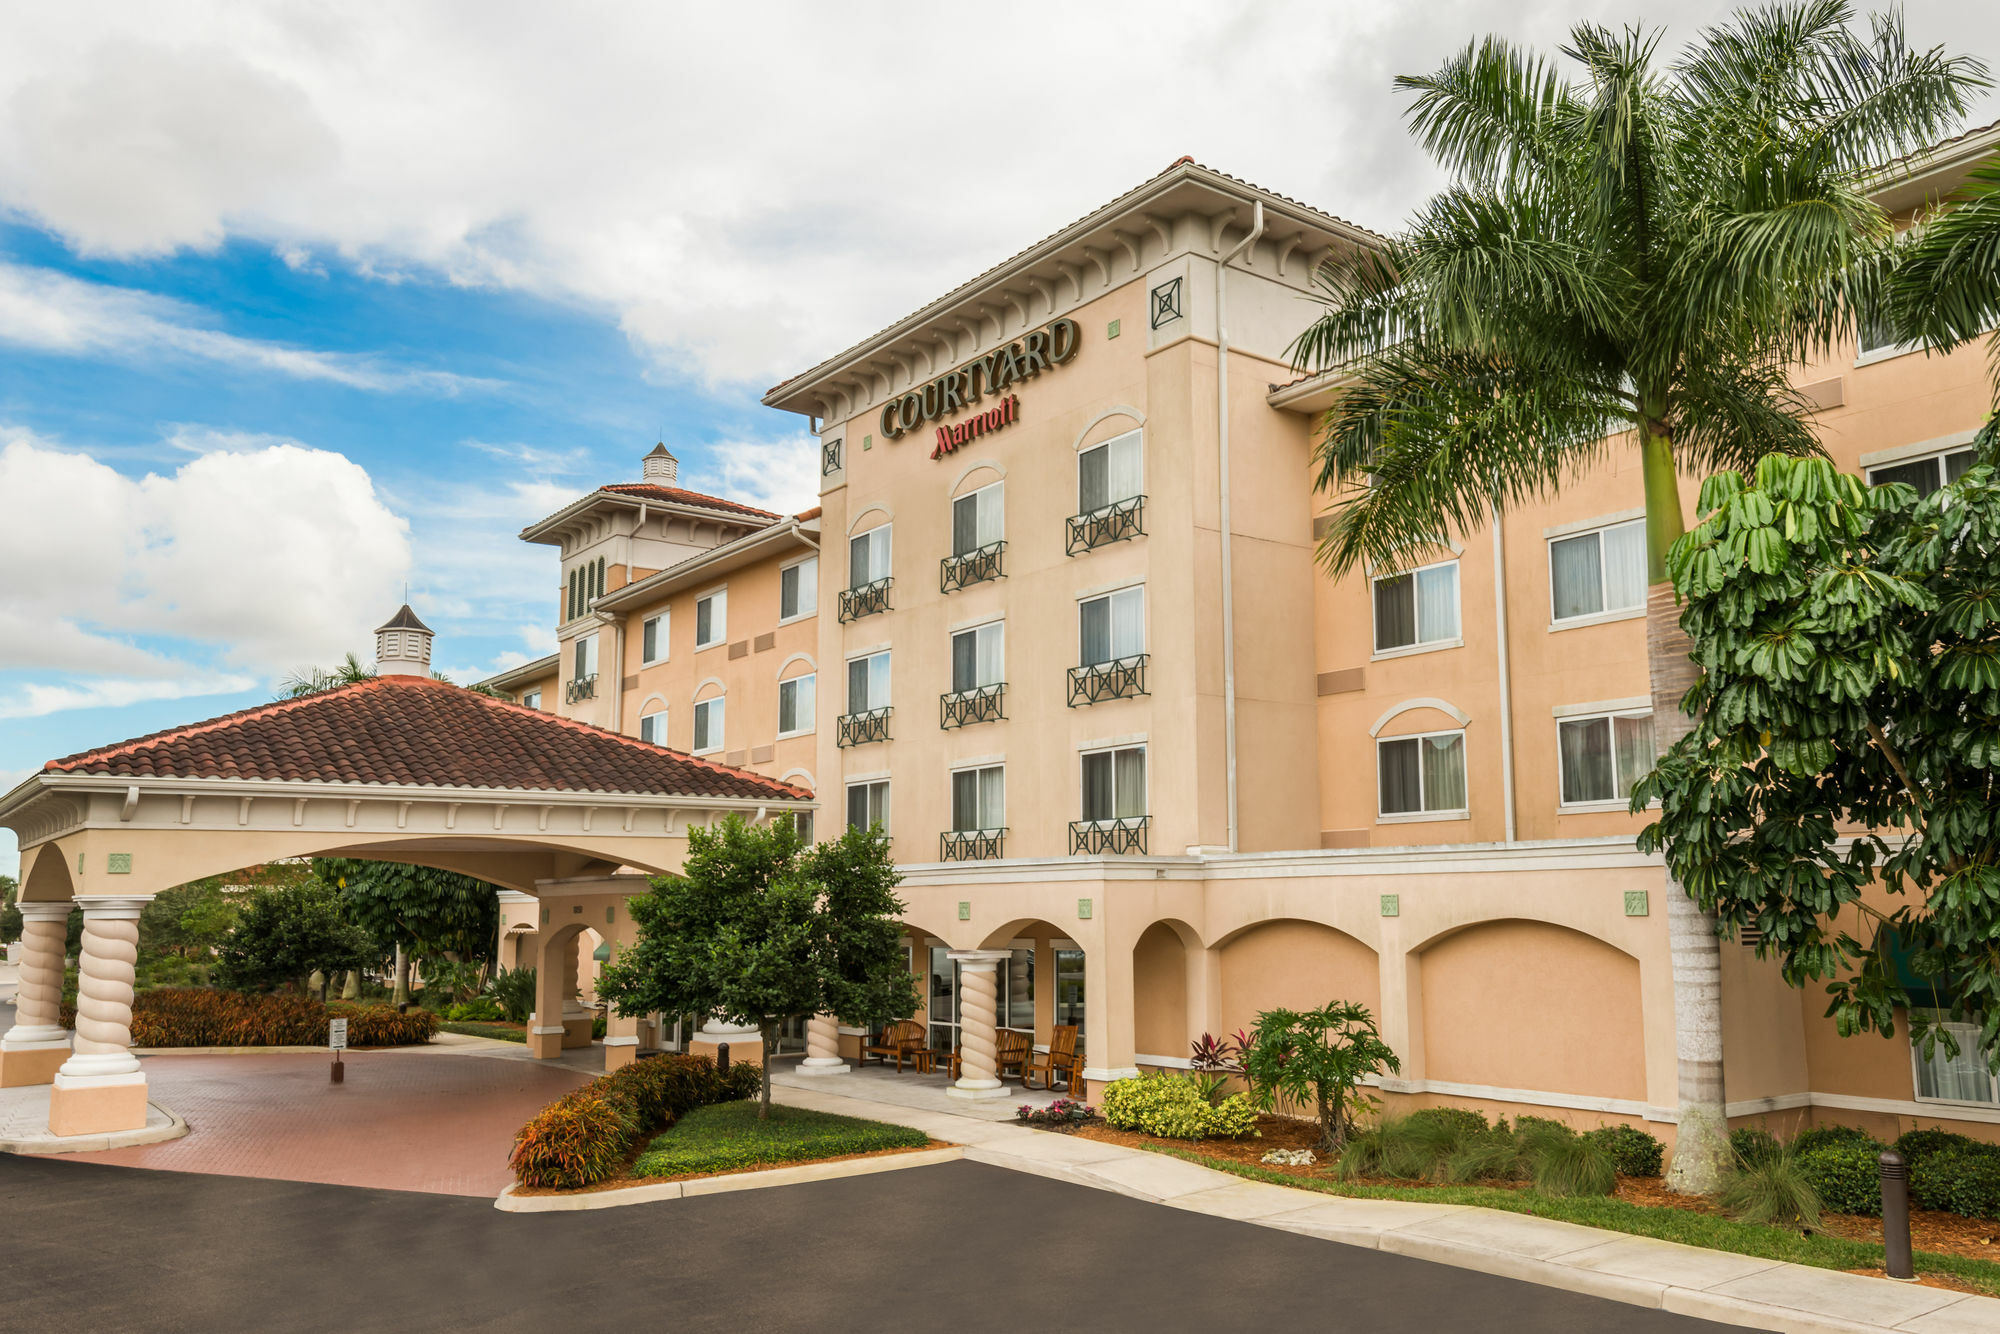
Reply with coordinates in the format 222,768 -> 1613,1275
1879,1149 -> 1915,1282
717,1042 -> 730,1073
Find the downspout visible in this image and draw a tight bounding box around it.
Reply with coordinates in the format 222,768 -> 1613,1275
1216,200 -> 1264,854
597,610 -> 625,734
1490,505 -> 1518,843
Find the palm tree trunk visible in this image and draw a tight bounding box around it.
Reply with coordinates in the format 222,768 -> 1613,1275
1641,424 -> 1730,1195
392,942 -> 409,1006
759,1023 -> 776,1121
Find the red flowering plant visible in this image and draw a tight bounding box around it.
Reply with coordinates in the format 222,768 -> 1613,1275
1015,1098 -> 1097,1130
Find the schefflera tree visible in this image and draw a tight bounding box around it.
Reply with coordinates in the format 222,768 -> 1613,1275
596,816 -> 918,1119
1637,448 -> 2000,1074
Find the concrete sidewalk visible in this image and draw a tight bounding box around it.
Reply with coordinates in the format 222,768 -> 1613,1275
767,1080 -> 2000,1334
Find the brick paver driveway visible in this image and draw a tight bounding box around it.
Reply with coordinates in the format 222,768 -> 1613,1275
84,1048 -> 588,1195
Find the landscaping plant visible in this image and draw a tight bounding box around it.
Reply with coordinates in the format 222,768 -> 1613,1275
1719,1148 -> 1824,1233
1015,1098 -> 1095,1131
1729,1127 -> 1784,1170
319,859 -> 501,1005
491,966 -> 536,1024
631,1101 -> 927,1178
1797,1141 -> 1885,1216
1583,1124 -> 1666,1178
1101,1074 -> 1257,1140
1339,1111 -> 1627,1197
509,1052 -> 762,1189
61,988 -> 437,1047
1237,1001 -> 1398,1154
214,882 -> 374,994
1911,1144 -> 2000,1220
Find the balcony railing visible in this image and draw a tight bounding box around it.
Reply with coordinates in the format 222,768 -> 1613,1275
940,540 -> 1006,593
564,674 -> 598,704
836,706 -> 893,748
838,577 -> 893,623
1067,653 -> 1149,707
1066,494 -> 1146,556
1070,816 -> 1149,856
940,682 -> 1006,730
941,828 -> 1007,862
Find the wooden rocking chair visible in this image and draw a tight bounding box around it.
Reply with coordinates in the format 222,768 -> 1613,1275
1022,1024 -> 1081,1091
859,1019 -> 928,1072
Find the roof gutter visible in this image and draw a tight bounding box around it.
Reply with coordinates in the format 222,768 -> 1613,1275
1217,200 -> 1263,854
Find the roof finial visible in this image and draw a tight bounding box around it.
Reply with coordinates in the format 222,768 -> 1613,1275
643,442 -> 679,485
373,603 -> 435,679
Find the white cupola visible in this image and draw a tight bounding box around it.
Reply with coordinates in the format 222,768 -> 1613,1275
642,443 -> 679,484
373,604 -> 435,678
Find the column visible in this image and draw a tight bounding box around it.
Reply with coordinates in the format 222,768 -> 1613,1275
947,950 -> 1009,1099
0,902 -> 74,1087
47,896 -> 150,1137
558,934 -> 592,1049
602,1009 -> 640,1072
527,931 -> 567,1060
797,1013 -> 848,1075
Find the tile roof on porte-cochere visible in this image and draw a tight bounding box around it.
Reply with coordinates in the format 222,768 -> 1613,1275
42,676 -> 808,803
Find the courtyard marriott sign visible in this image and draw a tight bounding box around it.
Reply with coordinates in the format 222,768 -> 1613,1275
879,316 -> 1081,458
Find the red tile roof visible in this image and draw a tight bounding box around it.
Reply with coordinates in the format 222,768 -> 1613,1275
598,483 -> 779,520
44,677 -> 809,802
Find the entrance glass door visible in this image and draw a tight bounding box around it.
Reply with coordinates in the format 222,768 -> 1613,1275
928,944 -> 1035,1059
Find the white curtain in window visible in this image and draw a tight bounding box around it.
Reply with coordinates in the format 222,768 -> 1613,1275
1423,734 -> 1466,811
1551,533 -> 1604,619
954,487 -> 1002,553
1560,717 -> 1614,802
953,767 -> 1004,831
1913,1017 -> 1998,1104
1113,747 -> 1146,819
1613,713 -> 1655,795
1415,565 -> 1458,641
782,559 -> 817,617
1111,587 -> 1144,658
1602,523 -> 1647,611
779,676 -> 813,733
1079,432 -> 1141,513
848,654 -> 889,712
952,624 -> 1003,691
850,529 -> 888,585
639,711 -> 665,744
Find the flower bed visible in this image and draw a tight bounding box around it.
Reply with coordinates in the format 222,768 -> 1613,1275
632,1101 -> 929,1179
509,1053 -> 762,1190
60,988 -> 437,1048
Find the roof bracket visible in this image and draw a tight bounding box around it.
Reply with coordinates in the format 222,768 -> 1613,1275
120,785 -> 139,822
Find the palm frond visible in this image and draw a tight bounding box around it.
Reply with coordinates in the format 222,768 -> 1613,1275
1395,36 -> 1579,190
1884,160 -> 2000,353
1670,354 -> 1823,476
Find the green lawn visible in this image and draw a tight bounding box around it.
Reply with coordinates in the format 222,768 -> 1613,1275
1147,1148 -> 2000,1298
632,1101 -> 929,1179
438,1020 -> 525,1043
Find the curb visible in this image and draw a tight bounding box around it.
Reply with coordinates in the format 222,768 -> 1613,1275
493,1145 -> 964,1212
0,1102 -> 189,1155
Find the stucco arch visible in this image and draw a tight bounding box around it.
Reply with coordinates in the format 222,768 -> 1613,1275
948,460 -> 1006,498
635,692 -> 669,716
846,504 -> 893,535
1370,697 -> 1471,737
774,653 -> 816,680
20,840 -> 76,902
1071,406 -> 1146,451
691,677 -> 726,702
1216,918 -> 1380,1037
776,767 -> 816,790
1132,919 -> 1200,1062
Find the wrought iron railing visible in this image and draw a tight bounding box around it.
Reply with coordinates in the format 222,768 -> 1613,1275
564,674 -> 598,704
940,683 -> 1006,730
822,438 -> 843,476
838,577 -> 893,622
940,540 -> 1006,593
1070,816 -> 1149,855
1066,494 -> 1146,555
836,706 -> 893,748
1067,653 -> 1149,707
941,828 -> 1007,862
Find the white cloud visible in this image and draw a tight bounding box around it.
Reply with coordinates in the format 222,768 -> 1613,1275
684,434 -> 821,518
4,5 -> 1987,389
0,262 -> 489,393
0,674 -> 256,721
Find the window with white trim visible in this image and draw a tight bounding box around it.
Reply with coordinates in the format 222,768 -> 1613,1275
952,482 -> 1004,555
951,764 -> 1005,833
638,710 -> 667,745
641,612 -> 668,665
1080,745 -> 1147,822
521,689 -> 542,711
1373,561 -> 1460,652
1911,1010 -> 1999,1106
792,809 -> 815,845
1078,430 -> 1142,513
846,779 -> 889,832
692,696 -> 724,753
572,633 -> 599,680
780,557 -> 818,621
1550,520 -> 1646,622
1079,586 -> 1144,665
695,590 -> 726,649
1869,449 -> 1975,499
950,621 -> 1004,692
778,673 -> 815,736
849,526 -> 892,586
1377,730 -> 1467,816
847,651 -> 890,714
1557,711 -> 1655,805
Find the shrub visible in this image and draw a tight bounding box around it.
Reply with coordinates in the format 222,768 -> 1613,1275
1405,1107 -> 1488,1138
328,1002 -> 438,1046
1911,1147 -> 2000,1220
1796,1143 -> 1884,1216
1016,1099 -> 1095,1129
1788,1123 -> 1878,1158
446,998 -> 503,1022
1441,1129 -> 1526,1185
1101,1074 -> 1257,1140
101,989 -> 434,1048
1893,1127 -> 1978,1173
632,1101 -> 927,1178
508,1052 -> 756,1189
1729,1126 -> 1783,1169
1515,1115 -> 1574,1138
1526,1131 -> 1618,1197
1720,1153 -> 1822,1232
1583,1124 -> 1664,1178
491,966 -> 535,1025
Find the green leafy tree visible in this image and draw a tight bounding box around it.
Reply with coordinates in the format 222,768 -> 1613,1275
1883,156 -> 2000,403
315,859 -> 500,1003
596,817 -> 917,1119
1638,452 -> 2000,1072
1287,3 -> 1983,1192
138,879 -> 241,960
1238,1001 -> 1400,1155
0,874 -> 19,944
215,881 -> 374,994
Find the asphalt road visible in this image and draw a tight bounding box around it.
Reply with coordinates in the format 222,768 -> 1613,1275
0,1155 -> 1749,1334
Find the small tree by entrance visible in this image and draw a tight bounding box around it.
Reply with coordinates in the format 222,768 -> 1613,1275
1238,1001 -> 1400,1155
215,880 -> 374,994
596,816 -> 918,1119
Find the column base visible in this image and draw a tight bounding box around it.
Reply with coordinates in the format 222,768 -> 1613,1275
0,1040 -> 72,1088
48,1072 -> 149,1137
561,1016 -> 595,1050
948,1079 -> 1009,1100
796,1057 -> 850,1076
602,1037 -> 639,1072
528,1026 -> 567,1060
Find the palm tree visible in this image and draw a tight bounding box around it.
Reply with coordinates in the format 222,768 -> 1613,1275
277,652 -> 375,699
1290,3 -> 1984,1193
1884,155 -> 2000,446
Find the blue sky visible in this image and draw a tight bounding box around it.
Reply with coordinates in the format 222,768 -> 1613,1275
2,2 -> 1994,878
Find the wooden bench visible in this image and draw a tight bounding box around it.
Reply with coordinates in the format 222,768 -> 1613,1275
943,1029 -> 1034,1083
860,1020 -> 929,1072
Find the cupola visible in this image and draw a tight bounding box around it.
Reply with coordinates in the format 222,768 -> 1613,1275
642,443 -> 679,484
373,604 -> 435,678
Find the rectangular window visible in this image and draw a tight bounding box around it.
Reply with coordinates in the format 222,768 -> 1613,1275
778,673 -> 815,736
1868,449 -> 1976,499
1911,1010 -> 2000,1106
1054,947 -> 1086,1041
521,689 -> 542,711
846,779 -> 890,832
1558,712 -> 1656,805
638,710 -> 666,745
951,765 -> 1005,832
692,697 -> 724,753
572,634 -> 599,679
780,557 -> 817,621
1079,586 -> 1144,666
792,809 -> 815,846
1550,520 -> 1646,622
847,651 -> 890,714
1373,561 -> 1460,652
695,590 -> 726,649
950,621 -> 1005,693
929,944 -> 1035,1051
1081,745 -> 1147,822
641,612 -> 667,665
1377,731 -> 1467,816
1078,430 -> 1142,513
849,526 -> 892,586
952,483 -> 1004,556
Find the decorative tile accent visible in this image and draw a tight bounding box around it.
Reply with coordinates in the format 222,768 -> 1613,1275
1106,318 -> 1121,339
1379,894 -> 1400,917
106,853 -> 132,875
1077,897 -> 1094,920
957,901 -> 971,921
1624,890 -> 1650,917
541,907 -> 550,925
606,906 -> 615,924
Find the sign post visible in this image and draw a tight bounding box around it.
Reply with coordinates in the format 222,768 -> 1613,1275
329,1017 -> 348,1084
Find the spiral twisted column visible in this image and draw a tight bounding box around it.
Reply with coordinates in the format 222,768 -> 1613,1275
948,950 -> 1010,1099
797,1012 -> 849,1075
59,898 -> 148,1079
4,903 -> 73,1045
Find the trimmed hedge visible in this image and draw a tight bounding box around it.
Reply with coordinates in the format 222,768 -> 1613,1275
1911,1142 -> 2000,1220
1583,1124 -> 1666,1178
1102,1073 -> 1257,1140
1788,1124 -> 1879,1159
59,988 -> 436,1048
509,1053 -> 762,1189
632,1101 -> 927,1178
1729,1127 -> 1783,1168
1797,1142 -> 1885,1216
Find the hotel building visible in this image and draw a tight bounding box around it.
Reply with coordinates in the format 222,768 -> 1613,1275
490,134 -> 2000,1143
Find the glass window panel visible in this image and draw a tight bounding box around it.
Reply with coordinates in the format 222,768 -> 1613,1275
1108,432 -> 1142,503
1871,458 -> 1942,497
639,712 -> 665,745
780,558 -> 816,619
929,945 -> 956,1055
1378,737 -> 1421,814
1602,523 -> 1648,612
977,485 -> 1004,545
951,630 -> 976,693
641,615 -> 659,663
1111,587 -> 1144,658
1003,948 -> 1034,1032
1913,1015 -> 1999,1104
848,657 -> 869,712
1559,717 -> 1614,803
952,493 -> 979,556
795,810 -> 814,845
693,699 -> 722,751
1078,444 -> 1110,513
978,623 -> 1003,685
952,770 -> 978,831
1416,565 -> 1459,642
1374,574 -> 1416,650
1081,751 -> 1113,822
1079,597 -> 1111,665
779,675 -> 813,734
1113,747 -> 1146,818
981,766 -> 1005,828
1613,713 -> 1655,796
1423,733 -> 1466,811
1551,532 -> 1604,619
1054,949 -> 1086,1040
847,784 -> 868,830
1944,450 -> 1975,485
